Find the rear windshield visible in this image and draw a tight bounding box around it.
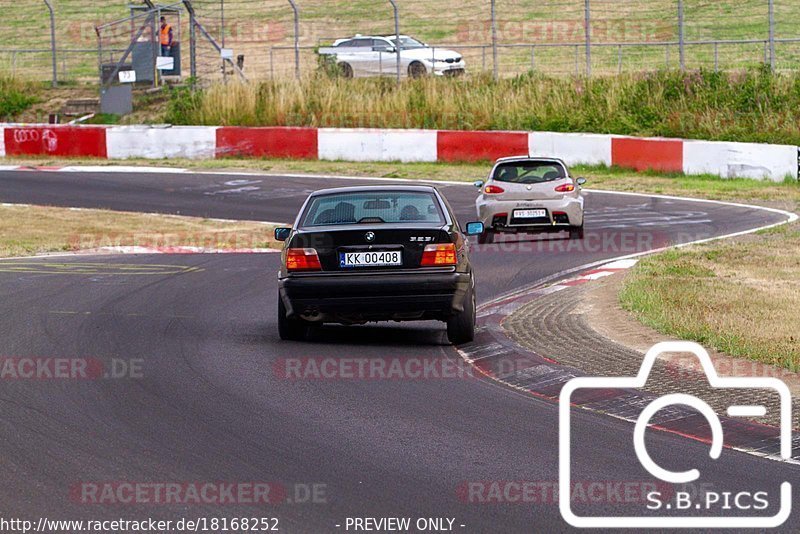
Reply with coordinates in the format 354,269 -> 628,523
493,162 -> 567,184
301,191 -> 445,227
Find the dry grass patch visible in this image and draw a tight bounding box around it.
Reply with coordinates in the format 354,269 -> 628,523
0,204 -> 278,257
620,223 -> 800,371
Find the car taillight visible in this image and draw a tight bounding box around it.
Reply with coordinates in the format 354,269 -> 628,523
555,183 -> 575,193
286,248 -> 322,271
484,185 -> 505,194
421,243 -> 457,266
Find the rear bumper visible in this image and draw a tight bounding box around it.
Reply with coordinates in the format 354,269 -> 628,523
476,196 -> 584,230
279,270 -> 472,322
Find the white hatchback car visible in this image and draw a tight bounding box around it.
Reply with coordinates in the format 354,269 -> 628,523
319,35 -> 465,78
474,157 -> 586,243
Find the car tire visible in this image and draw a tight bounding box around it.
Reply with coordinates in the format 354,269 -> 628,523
339,62 -> 354,78
447,284 -> 476,345
569,225 -> 585,240
477,230 -> 495,245
278,296 -> 307,341
408,61 -> 427,79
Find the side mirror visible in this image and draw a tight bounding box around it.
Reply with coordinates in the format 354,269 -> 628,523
473,180 -> 485,189
274,227 -> 292,242
465,222 -> 485,236
576,177 -> 587,186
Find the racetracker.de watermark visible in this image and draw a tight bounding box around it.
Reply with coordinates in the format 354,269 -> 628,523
456,19 -> 673,43
69,231 -> 272,252
0,357 -> 143,380
70,482 -> 327,506
273,356 -> 535,381
456,480 -> 673,505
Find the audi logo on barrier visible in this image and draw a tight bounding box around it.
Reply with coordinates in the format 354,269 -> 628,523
12,129 -> 58,153
13,129 -> 40,143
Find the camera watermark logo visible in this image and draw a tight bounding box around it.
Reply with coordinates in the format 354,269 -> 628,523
559,341 -> 792,529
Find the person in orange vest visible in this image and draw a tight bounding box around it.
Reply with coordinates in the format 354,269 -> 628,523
160,16 -> 173,56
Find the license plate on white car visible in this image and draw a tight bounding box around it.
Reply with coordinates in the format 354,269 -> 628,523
340,251 -> 402,268
514,209 -> 547,218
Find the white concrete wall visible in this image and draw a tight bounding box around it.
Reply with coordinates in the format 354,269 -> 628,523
0,126 -> 5,157
683,140 -> 798,181
318,128 -> 437,162
106,126 -> 218,159
529,132 -> 612,167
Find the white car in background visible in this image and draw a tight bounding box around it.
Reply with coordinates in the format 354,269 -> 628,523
474,156 -> 587,243
319,35 -> 465,78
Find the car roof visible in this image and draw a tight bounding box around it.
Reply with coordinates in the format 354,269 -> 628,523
335,35 -> 410,41
494,155 -> 568,166
308,185 -> 439,197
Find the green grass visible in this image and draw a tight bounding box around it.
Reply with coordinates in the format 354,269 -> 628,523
2,0 -> 800,81
0,77 -> 39,120
165,67 -> 800,145
620,227 -> 800,371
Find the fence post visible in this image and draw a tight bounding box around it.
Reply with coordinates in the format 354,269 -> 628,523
491,0 -> 498,81
95,26 -> 102,86
768,0 -> 775,70
714,42 -> 719,72
678,0 -> 685,70
584,0 -> 591,76
287,0 -> 300,79
181,1 -> 198,81
221,0 -> 226,82
387,0 -> 401,86
574,45 -> 579,75
43,0 -> 57,87
221,0 -> 225,47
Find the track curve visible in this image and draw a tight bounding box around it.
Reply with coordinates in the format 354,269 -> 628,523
0,169 -> 796,532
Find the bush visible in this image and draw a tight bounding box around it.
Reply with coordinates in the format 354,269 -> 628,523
164,68 -> 800,145
0,77 -> 38,120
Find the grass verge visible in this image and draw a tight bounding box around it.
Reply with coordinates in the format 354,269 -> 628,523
620,223 -> 800,371
0,204 -> 278,258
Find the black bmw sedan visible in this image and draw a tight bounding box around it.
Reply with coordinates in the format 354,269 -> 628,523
274,185 -> 484,344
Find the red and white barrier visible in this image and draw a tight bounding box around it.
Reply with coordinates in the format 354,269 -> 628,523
437,130 -> 529,163
318,128 -> 436,162
217,127 -> 317,159
683,139 -> 798,180
4,125 -> 107,158
611,137 -> 684,173
107,126 -> 218,159
529,132 -> 612,167
1,124 -> 796,181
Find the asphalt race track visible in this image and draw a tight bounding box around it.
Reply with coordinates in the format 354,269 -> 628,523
0,169 -> 797,532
